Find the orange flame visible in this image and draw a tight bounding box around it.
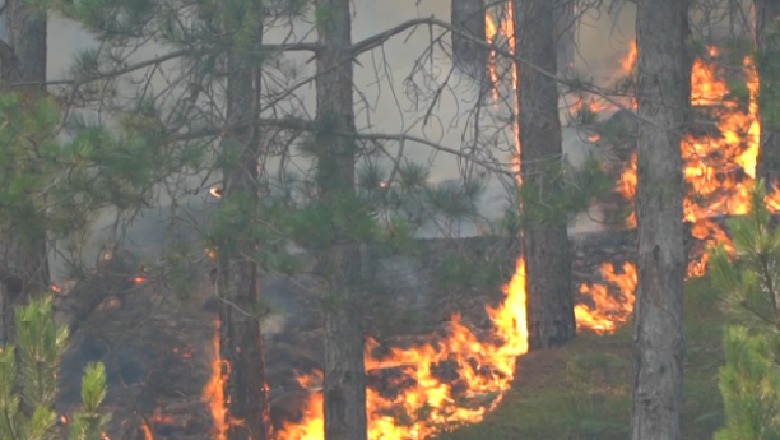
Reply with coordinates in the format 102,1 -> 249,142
579,45 -> 764,335
484,4 -> 516,116
620,41 -> 638,73
617,47 -> 762,275
278,259 -> 528,440
203,319 -> 228,440
575,262 -> 638,334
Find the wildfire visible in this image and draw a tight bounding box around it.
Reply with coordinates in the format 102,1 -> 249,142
484,4 -> 515,112
618,48 -> 761,243
277,258 -> 528,440
203,319 -> 228,440
579,44 -> 764,334
620,41 -> 638,74
575,262 -> 638,334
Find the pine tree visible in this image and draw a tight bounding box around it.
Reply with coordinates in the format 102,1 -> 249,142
709,182 -> 780,439
0,295 -> 108,440
515,0 -> 576,349
715,327 -> 780,440
709,182 -> 780,329
631,0 -> 690,438
0,0 -> 51,346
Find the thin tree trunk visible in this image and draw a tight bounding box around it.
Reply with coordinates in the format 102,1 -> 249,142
315,0 -> 368,439
216,2 -> 270,438
755,0 -> 780,188
0,0 -> 49,345
515,0 -> 576,350
631,0 -> 689,438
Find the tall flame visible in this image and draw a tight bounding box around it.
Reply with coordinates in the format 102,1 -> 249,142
278,259 -> 528,440
203,319 -> 228,440
581,45 -> 764,334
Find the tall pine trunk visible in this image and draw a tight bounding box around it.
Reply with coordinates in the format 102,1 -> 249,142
555,0 -> 576,78
216,1 -> 270,438
515,0 -> 576,350
0,0 -> 50,345
631,0 -> 689,438
754,0 -> 780,187
315,0 -> 368,439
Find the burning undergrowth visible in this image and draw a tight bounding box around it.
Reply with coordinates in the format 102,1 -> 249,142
51,229 -> 642,440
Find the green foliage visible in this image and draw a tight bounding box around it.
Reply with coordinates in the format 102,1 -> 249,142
68,363 -> 109,440
715,327 -> 780,440
709,182 -> 780,329
521,157 -> 612,227
287,192 -> 380,249
0,92 -> 185,243
0,296 -> 108,440
708,182 -> 780,439
435,253 -> 503,291
0,94 -> 59,239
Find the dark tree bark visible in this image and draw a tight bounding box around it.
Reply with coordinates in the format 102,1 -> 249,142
515,0 -> 576,350
0,0 -> 46,84
0,0 -> 50,345
215,2 -> 271,438
555,0 -> 577,78
631,0 -> 689,438
755,0 -> 780,188
451,0 -> 488,81
315,0 -> 368,439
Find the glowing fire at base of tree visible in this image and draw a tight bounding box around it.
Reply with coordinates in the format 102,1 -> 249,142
273,258 -> 528,440
203,319 -> 228,440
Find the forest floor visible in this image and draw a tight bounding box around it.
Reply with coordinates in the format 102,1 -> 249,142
439,275 -> 727,440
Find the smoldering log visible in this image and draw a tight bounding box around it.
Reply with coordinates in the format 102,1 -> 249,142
451,0 -> 488,81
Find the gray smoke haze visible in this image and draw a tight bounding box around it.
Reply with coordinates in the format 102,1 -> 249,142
42,1 -> 643,282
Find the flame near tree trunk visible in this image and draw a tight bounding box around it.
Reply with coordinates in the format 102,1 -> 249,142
276,259 -> 528,440
198,13 -> 777,440
577,45 -> 776,333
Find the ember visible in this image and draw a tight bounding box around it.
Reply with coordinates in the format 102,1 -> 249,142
209,186 -> 223,199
